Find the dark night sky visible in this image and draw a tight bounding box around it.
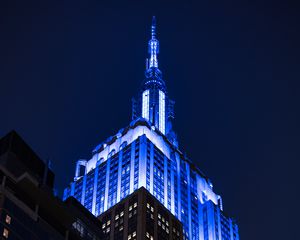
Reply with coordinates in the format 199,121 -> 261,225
1,0 -> 300,239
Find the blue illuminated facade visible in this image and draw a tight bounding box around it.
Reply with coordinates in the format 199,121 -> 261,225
63,17 -> 239,240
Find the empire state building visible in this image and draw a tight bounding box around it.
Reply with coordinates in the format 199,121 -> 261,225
63,17 -> 240,240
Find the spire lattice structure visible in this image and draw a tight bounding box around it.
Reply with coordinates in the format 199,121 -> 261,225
148,16 -> 159,69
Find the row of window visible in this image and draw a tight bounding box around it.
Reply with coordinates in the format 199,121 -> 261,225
68,136 -> 228,240
2,214 -> 11,239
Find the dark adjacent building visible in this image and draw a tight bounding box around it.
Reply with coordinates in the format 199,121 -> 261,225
98,187 -> 183,240
0,131 -> 104,240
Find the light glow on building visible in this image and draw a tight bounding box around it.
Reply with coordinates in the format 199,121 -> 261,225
142,90 -> 150,120
159,90 -> 165,134
63,16 -> 239,240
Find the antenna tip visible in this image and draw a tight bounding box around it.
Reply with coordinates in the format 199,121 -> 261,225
152,16 -> 156,26
151,16 -> 156,38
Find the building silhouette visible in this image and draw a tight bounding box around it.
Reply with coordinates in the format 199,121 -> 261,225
98,187 -> 182,240
0,131 -> 104,240
63,17 -> 240,240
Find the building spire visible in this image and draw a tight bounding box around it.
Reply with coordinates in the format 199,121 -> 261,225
148,16 -> 159,68
151,16 -> 156,39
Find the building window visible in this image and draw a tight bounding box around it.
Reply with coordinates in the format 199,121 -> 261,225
97,157 -> 104,166
108,149 -> 116,158
3,228 -> 9,238
5,215 -> 11,225
120,141 -> 128,150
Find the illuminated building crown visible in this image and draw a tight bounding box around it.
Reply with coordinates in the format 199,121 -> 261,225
132,16 -> 177,146
63,17 -> 240,240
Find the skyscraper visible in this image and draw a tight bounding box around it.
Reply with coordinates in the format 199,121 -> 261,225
63,17 -> 239,240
